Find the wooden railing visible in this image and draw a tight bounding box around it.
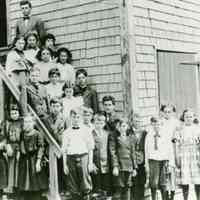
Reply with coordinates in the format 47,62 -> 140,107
0,65 -> 62,200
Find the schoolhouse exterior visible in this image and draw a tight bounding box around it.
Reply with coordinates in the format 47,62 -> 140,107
1,0 -> 200,124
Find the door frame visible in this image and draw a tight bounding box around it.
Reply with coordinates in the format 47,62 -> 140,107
156,50 -> 199,114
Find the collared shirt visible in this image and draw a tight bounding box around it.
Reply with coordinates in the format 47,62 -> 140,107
62,125 -> 94,155
145,125 -> 175,166
45,82 -> 64,99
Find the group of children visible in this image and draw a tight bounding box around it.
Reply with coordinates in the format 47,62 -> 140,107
2,1 -> 200,200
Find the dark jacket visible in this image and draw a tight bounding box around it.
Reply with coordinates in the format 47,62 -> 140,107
74,85 -> 99,113
15,16 -> 46,40
109,132 -> 137,172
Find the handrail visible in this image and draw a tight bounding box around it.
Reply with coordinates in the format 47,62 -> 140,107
0,65 -> 62,157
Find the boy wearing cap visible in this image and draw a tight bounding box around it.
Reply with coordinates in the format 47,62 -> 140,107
62,108 -> 94,200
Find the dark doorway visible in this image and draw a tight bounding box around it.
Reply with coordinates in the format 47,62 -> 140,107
0,0 -> 7,47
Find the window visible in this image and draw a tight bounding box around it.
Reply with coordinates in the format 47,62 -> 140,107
157,51 -> 197,115
0,0 -> 7,47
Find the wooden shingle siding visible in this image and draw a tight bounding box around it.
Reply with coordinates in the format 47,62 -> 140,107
130,0 -> 200,123
8,0 -> 124,112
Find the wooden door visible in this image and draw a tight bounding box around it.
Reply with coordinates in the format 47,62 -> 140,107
157,51 -> 198,116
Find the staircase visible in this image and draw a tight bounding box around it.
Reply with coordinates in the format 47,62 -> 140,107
0,65 -> 62,200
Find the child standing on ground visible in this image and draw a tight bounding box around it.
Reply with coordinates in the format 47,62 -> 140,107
18,114 -> 48,200
3,104 -> 22,200
62,108 -> 94,200
174,109 -> 200,200
109,117 -> 137,200
91,112 -> 112,199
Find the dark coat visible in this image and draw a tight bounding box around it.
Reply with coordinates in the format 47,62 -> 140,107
74,85 -> 99,113
109,133 -> 137,172
15,16 -> 46,40
18,129 -> 48,191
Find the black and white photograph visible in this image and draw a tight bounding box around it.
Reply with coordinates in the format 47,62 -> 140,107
0,0 -> 200,200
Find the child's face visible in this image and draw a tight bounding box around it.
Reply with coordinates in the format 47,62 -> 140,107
41,49 -> 51,62
76,73 -> 87,87
119,122 -> 128,133
30,71 -> 40,84
71,113 -> 82,127
15,38 -> 25,51
83,112 -> 93,125
49,74 -> 60,84
23,116 -> 34,132
184,111 -> 194,126
103,100 -> 115,114
132,115 -> 142,129
152,120 -> 162,132
64,88 -> 73,98
50,103 -> 62,116
163,106 -> 173,120
59,51 -> 68,64
94,116 -> 105,130
45,39 -> 54,49
10,110 -> 19,121
21,4 -> 31,16
27,35 -> 37,48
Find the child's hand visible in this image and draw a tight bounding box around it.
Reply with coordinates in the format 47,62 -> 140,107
145,177 -> 149,188
112,167 -> 119,176
93,163 -> 98,174
6,144 -> 13,157
63,164 -> 69,175
36,159 -> 41,173
88,163 -> 94,173
132,169 -> 137,177
16,151 -> 20,162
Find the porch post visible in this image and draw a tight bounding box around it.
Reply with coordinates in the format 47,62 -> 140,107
48,145 -> 61,200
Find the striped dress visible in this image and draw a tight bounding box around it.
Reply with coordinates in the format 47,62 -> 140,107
175,124 -> 200,185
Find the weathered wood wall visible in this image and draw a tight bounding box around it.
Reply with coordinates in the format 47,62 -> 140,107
128,0 -> 200,123
8,0 -> 124,112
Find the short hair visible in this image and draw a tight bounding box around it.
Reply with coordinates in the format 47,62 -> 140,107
150,116 -> 159,123
160,104 -> 176,112
9,104 -> 19,112
62,81 -> 74,91
179,109 -> 194,122
82,106 -> 94,115
57,47 -> 72,64
30,67 -> 40,74
75,69 -> 88,78
36,47 -> 53,61
48,68 -> 60,78
102,95 -> 115,105
41,33 -> 56,46
25,32 -> 39,42
50,97 -> 63,106
20,0 -> 32,8
94,111 -> 106,121
70,107 -> 83,116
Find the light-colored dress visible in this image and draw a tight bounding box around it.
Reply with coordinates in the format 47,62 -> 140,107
56,63 -> 75,84
175,124 -> 200,185
34,61 -> 55,84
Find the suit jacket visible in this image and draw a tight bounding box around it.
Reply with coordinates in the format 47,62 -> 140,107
92,129 -> 111,173
15,16 -> 46,39
103,111 -> 119,131
27,82 -> 49,116
109,133 -> 137,172
74,85 -> 99,113
43,113 -> 67,145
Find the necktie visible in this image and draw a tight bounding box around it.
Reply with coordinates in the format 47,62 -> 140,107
154,130 -> 160,150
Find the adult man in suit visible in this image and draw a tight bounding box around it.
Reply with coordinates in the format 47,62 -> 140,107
15,0 -> 46,41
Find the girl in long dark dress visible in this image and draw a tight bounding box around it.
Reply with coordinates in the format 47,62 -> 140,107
18,114 -> 48,200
